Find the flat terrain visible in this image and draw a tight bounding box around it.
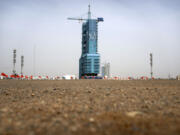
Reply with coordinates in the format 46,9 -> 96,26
0,80 -> 180,135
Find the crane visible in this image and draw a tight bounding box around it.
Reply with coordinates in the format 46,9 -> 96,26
67,18 -> 87,22
67,5 -> 104,22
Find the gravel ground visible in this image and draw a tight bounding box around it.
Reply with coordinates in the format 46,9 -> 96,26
0,80 -> 180,135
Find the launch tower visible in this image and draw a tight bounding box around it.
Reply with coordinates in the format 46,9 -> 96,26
68,5 -> 104,79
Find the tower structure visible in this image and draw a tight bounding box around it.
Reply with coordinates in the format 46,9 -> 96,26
150,53 -> 153,79
102,62 -> 110,78
13,49 -> 16,74
68,5 -> 104,79
21,55 -> 24,75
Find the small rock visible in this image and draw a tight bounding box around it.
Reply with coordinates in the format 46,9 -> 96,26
64,113 -> 68,118
43,90 -> 48,93
53,104 -> 59,108
90,127 -> 96,132
120,103 -> 124,105
89,117 -> 95,122
87,90 -> 91,93
85,105 -> 89,109
8,118 -> 12,123
70,126 -> 77,132
15,121 -> 22,126
106,93 -> 110,96
40,100 -> 45,105
31,93 -> 35,96
141,105 -> 149,109
126,111 -> 143,117
1,108 -> 8,113
113,103 -> 117,108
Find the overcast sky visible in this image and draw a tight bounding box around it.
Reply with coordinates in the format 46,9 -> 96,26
0,0 -> 180,78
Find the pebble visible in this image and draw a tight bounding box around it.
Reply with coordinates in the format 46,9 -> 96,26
64,114 -> 68,118
70,126 -> 77,132
40,100 -> 45,105
1,108 -> 8,113
90,127 -> 96,132
89,117 -> 95,122
126,111 -> 143,117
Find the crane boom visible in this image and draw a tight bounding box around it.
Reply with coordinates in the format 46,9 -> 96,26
67,4 -> 104,22
67,18 -> 87,21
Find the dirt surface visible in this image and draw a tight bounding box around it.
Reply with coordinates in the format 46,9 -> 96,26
0,80 -> 180,135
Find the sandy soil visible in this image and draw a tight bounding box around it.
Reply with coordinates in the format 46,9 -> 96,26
0,80 -> 180,135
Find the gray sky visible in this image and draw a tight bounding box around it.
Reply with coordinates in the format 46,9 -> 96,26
0,0 -> 180,78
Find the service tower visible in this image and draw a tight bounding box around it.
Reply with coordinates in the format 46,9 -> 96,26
68,5 -> 104,79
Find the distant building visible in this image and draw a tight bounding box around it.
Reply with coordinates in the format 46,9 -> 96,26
62,75 -> 76,80
101,62 -> 110,79
177,75 -> 180,80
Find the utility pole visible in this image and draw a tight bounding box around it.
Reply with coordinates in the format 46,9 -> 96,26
150,53 -> 153,79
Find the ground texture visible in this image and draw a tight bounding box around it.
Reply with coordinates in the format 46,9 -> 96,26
0,80 -> 180,135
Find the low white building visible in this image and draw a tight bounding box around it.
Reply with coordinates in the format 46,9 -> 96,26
0,76 -> 4,80
62,75 -> 76,80
32,76 -> 39,80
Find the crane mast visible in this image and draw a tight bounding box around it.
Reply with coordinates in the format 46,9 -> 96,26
88,4 -> 91,19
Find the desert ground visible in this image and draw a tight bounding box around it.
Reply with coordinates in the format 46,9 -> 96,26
0,80 -> 180,135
